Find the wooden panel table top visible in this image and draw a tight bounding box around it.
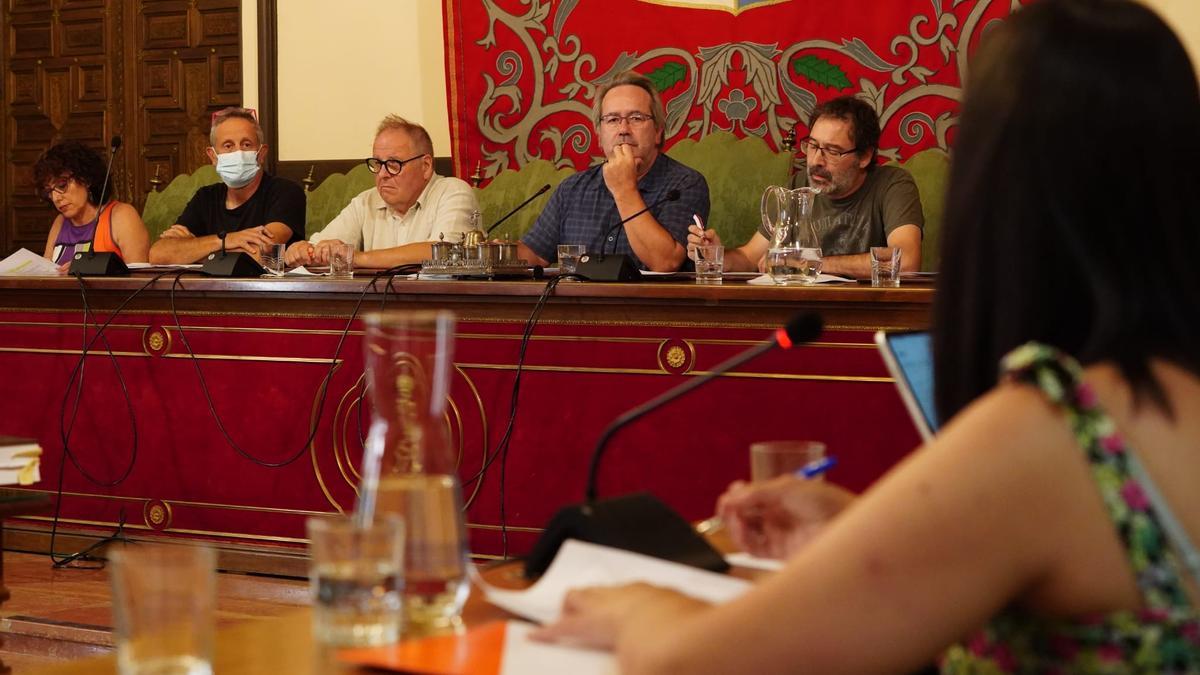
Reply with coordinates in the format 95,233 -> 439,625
29,554 -> 766,675
0,274 -> 933,567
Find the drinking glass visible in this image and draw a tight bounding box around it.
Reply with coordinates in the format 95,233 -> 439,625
695,244 -> 723,284
870,246 -> 902,287
329,243 -> 354,279
109,545 -> 216,675
308,516 -> 405,647
259,242 -> 285,276
557,244 -> 586,275
750,440 -> 827,482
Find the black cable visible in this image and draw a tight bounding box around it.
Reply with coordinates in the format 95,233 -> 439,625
49,271 -> 171,568
168,269 -> 376,468
458,274 -> 574,556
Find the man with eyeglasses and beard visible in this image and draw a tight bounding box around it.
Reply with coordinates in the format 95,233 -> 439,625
285,115 -> 478,269
688,96 -> 924,277
150,107 -> 306,265
517,70 -> 710,272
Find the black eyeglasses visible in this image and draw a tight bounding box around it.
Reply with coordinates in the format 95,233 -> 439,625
365,154 -> 427,176
798,138 -> 860,159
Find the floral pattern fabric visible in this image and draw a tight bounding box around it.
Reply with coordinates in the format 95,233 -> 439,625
940,343 -> 1200,674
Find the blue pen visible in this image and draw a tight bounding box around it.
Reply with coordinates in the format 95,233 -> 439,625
696,455 -> 837,534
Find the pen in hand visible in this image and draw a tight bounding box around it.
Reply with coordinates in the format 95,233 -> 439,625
695,455 -> 838,535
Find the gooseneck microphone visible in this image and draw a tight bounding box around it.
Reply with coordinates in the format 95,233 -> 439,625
486,183 -> 551,235
523,312 -> 824,577
599,188 -> 681,257
217,231 -> 228,257
97,135 -> 122,206
69,135 -> 129,276
585,312 -> 823,502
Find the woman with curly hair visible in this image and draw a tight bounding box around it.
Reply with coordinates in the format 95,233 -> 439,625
34,140 -> 149,269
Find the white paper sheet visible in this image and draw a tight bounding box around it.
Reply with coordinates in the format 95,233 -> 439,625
499,621 -> 617,675
747,272 -> 851,285
480,540 -> 751,625
0,249 -> 61,276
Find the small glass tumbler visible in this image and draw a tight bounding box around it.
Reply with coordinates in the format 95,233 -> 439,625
329,243 -> 355,279
557,244 -> 586,275
308,516 -> 405,648
109,545 -> 216,675
870,246 -> 902,287
695,244 -> 724,284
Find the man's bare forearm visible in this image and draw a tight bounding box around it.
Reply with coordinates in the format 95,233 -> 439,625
148,235 -> 222,265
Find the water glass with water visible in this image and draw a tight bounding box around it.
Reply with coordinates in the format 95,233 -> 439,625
750,440 -> 827,482
767,247 -> 823,285
308,516 -> 405,647
109,545 -> 216,675
557,244 -> 585,275
870,246 -> 902,287
695,244 -> 723,284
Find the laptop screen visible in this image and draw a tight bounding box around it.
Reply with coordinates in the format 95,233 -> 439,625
875,331 -> 940,439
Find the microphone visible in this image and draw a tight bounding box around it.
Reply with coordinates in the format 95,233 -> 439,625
97,135 -> 121,206
486,183 -> 551,235
202,229 -> 265,277
523,312 -> 824,578
573,189 -> 682,282
68,135 -> 129,276
599,188 -> 681,257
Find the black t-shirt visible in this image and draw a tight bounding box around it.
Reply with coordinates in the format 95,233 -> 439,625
177,173 -> 306,244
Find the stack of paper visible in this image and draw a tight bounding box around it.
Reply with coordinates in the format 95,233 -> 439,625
0,437 -> 42,485
0,249 -> 60,276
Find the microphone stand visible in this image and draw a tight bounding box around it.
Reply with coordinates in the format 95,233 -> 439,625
524,313 -> 824,577
53,507 -> 132,568
486,184 -> 551,236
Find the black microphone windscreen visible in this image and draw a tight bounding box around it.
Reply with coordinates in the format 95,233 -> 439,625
110,136 -> 122,150
781,312 -> 823,346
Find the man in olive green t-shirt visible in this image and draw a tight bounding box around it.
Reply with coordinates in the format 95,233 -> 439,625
688,96 -> 924,277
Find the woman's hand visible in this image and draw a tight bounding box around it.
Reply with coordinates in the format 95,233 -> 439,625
530,582 -> 707,651
717,475 -> 857,559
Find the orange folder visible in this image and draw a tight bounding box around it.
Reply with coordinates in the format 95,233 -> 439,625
337,621 -> 507,675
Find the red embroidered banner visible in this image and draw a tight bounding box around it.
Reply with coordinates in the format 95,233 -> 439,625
443,0 -> 1018,183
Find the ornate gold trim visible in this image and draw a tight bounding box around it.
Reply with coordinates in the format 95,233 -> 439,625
0,347 -> 148,357
459,362 -> 893,383
465,523 -> 542,533
16,515 -> 312,544
161,353 -> 344,364
636,0 -> 792,16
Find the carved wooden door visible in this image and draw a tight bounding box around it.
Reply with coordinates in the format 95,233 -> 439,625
0,0 -> 241,256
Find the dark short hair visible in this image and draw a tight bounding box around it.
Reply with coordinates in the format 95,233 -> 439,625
32,140 -> 109,205
932,0 -> 1200,421
593,70 -> 667,149
808,95 -> 881,166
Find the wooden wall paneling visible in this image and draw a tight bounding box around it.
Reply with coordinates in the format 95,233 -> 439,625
133,0 -> 241,205
2,1 -> 112,255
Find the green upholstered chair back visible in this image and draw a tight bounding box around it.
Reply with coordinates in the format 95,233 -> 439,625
889,148 -> 949,272
666,132 -> 792,248
306,164 -> 375,235
473,160 -> 575,240
141,165 -> 220,239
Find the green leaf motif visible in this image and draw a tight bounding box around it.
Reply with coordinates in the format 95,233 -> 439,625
645,61 -> 687,92
791,54 -> 852,90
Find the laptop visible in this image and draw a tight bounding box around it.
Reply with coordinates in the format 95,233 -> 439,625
874,330 -> 939,441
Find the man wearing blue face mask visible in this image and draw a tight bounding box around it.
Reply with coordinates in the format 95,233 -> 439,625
149,107 -> 305,264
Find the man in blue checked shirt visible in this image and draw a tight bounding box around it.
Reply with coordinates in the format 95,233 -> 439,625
517,70 -> 710,272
